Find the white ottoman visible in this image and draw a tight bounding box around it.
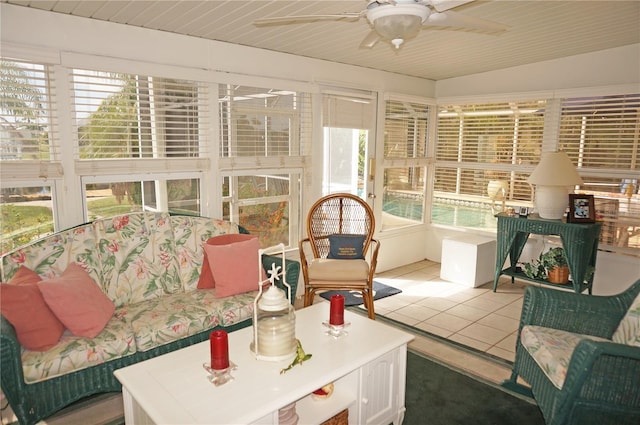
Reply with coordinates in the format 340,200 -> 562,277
440,235 -> 497,287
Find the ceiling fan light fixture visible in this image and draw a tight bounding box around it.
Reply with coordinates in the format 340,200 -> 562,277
367,3 -> 430,46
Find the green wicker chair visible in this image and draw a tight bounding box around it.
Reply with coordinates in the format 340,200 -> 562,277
505,279 -> 640,425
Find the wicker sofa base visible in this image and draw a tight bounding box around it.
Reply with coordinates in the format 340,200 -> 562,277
2,318 -> 252,425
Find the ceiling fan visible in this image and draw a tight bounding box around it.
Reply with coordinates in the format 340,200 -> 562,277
254,0 -> 508,49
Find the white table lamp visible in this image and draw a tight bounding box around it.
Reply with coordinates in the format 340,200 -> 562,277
527,151 -> 583,219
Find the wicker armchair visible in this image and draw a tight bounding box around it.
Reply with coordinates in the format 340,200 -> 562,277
506,279 -> 640,425
299,193 -> 380,319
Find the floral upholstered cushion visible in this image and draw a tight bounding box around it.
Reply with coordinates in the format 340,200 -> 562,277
612,292 -> 640,347
520,325 -> 610,389
21,316 -> 135,384
119,290 -> 256,352
0,222 -> 102,286
95,213 -> 182,307
171,216 -> 240,292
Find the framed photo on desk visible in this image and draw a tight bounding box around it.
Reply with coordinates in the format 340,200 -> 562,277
568,194 -> 595,223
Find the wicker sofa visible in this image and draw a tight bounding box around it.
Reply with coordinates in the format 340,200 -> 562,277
0,212 -> 299,425
507,279 -> 640,425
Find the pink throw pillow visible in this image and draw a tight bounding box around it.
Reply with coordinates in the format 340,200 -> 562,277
0,268 -> 66,351
9,266 -> 42,285
197,234 -> 261,289
203,236 -> 267,298
38,262 -> 115,338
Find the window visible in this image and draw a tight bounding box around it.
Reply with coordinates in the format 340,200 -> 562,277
1,184 -> 54,253
219,85 -> 311,248
381,98 -> 431,230
219,85 -> 311,158
322,91 -> 376,196
72,69 -> 207,159
434,100 -> 545,229
0,59 -> 58,161
558,93 -> 640,251
84,177 -> 201,220
71,69 -> 209,217
222,174 -> 294,248
1,58 -> 59,250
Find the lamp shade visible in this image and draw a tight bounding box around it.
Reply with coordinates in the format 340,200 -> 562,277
528,151 -> 583,219
527,151 -> 583,186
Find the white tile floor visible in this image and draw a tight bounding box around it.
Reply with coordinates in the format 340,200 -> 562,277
368,259 -> 530,363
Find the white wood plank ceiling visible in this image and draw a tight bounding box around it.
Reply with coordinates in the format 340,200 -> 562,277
3,0 -> 639,80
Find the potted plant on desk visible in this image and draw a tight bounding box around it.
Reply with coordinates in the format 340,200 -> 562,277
522,247 -> 570,284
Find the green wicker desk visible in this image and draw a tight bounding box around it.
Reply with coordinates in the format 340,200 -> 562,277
493,213 -> 602,294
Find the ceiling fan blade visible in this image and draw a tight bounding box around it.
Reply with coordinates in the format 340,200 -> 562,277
424,10 -> 509,33
253,13 -> 362,27
429,0 -> 476,13
359,31 -> 381,49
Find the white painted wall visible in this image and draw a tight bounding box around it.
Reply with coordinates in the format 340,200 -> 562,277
436,44 -> 640,97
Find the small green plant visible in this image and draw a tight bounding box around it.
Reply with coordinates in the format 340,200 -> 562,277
522,247 -> 568,280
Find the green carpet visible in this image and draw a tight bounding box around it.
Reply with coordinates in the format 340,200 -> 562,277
404,350 -> 544,425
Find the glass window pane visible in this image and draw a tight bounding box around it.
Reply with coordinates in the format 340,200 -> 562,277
559,94 -> 640,170
219,85 -> 312,158
85,178 -> 200,220
384,100 -> 429,159
434,100 -> 545,230
0,59 -> 57,161
436,101 -> 544,165
576,176 -> 639,251
1,185 -> 54,252
382,167 -> 425,230
226,174 -> 292,248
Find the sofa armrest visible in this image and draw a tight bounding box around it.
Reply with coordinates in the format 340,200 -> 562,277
519,285 -> 630,339
0,315 -> 28,403
261,254 -> 300,305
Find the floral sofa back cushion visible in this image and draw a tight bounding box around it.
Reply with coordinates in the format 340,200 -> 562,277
95,212 -> 182,308
171,216 -> 240,292
1,222 -> 101,285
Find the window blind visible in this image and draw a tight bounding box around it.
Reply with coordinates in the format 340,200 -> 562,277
559,94 -> 639,171
0,58 -> 58,161
219,84 -> 312,158
384,99 -> 430,159
559,93 -> 640,250
435,100 -> 545,202
323,93 -> 375,130
71,69 -> 209,159
380,99 -> 431,228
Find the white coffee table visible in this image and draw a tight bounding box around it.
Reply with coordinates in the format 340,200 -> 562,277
114,302 -> 414,425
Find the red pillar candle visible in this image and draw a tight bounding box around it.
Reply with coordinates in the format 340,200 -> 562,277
210,330 -> 230,370
329,294 -> 345,325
